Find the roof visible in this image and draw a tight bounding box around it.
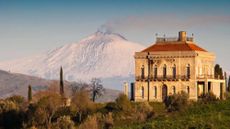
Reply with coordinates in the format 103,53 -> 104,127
141,42 -> 207,52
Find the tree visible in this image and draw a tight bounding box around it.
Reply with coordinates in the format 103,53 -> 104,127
228,76 -> 230,92
34,93 -> 63,128
214,64 -> 223,79
60,66 -> 64,97
71,81 -> 90,95
28,85 -> 32,102
89,78 -> 105,102
214,64 -> 220,79
71,89 -> 94,122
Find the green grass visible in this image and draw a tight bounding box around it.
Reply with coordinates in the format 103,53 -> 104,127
113,99 -> 230,129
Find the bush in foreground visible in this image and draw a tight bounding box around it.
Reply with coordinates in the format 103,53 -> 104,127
164,91 -> 188,112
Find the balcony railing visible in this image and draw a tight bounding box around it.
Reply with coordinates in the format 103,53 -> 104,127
135,75 -> 190,81
156,37 -> 194,42
196,74 -> 215,79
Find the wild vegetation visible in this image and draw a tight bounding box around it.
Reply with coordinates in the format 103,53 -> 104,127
0,66 -> 230,129
1,88 -> 230,129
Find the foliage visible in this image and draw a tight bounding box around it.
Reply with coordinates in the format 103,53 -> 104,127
115,94 -> 132,112
29,93 -> 63,128
71,89 -> 94,122
52,115 -> 76,129
214,64 -> 224,79
199,92 -> 218,103
103,112 -> 114,129
60,66 -> 64,96
164,91 -> 188,112
0,100 -> 25,129
228,76 -> 230,91
79,115 -> 99,129
2,84 -> 230,129
6,95 -> 25,106
28,85 -> 32,102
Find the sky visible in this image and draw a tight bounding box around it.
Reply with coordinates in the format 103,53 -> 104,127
0,0 -> 230,73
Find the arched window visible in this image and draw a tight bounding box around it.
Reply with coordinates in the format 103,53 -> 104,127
173,86 -> 176,94
154,65 -> 157,79
141,86 -> 144,99
173,64 -> 176,79
187,64 -> 190,79
163,64 -> 167,78
154,86 -> 157,98
187,86 -> 190,95
141,65 -> 145,79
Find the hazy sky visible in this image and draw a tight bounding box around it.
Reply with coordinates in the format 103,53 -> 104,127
1,0 -> 230,73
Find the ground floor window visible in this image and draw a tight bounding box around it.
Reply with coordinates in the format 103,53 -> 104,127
173,86 -> 176,94
187,86 -> 190,95
154,86 -> 157,98
141,86 -> 144,99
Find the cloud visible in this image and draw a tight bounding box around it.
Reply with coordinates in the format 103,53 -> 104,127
101,14 -> 230,32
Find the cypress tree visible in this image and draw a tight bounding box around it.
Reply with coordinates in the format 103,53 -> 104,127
60,66 -> 64,96
214,64 -> 220,79
228,76 -> 230,92
28,85 -> 32,102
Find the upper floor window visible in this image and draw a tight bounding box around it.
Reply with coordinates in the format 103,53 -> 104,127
173,64 -> 176,79
163,64 -> 167,78
154,65 -> 157,79
141,65 -> 145,79
187,64 -> 190,79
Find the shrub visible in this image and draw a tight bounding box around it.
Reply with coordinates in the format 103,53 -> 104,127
5,95 -> 25,106
115,94 -> 132,112
164,91 -> 188,112
199,92 -> 218,103
71,89 -> 94,122
224,92 -> 230,100
103,112 -> 114,129
52,116 -> 76,129
79,115 -> 99,129
134,102 -> 154,121
105,102 -> 119,112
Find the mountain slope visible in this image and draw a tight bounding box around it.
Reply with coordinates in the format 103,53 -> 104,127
0,31 -> 145,89
0,70 -> 51,98
0,69 -> 121,102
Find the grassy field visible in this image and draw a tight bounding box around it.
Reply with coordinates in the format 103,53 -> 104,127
113,99 -> 230,129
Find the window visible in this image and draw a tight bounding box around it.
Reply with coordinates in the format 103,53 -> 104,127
163,64 -> 167,78
154,86 -> 157,98
173,86 -> 176,94
187,64 -> 190,79
173,64 -> 176,79
154,65 -> 157,79
141,86 -> 144,99
141,65 -> 145,79
187,86 -> 190,95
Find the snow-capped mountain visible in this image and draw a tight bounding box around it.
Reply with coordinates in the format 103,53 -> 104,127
0,31 -> 145,88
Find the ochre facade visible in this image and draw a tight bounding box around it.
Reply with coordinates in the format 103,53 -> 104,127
132,31 -> 225,102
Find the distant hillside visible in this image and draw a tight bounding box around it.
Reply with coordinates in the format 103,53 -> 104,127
0,70 -> 121,102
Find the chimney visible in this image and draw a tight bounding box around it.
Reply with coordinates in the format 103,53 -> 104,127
178,31 -> 187,42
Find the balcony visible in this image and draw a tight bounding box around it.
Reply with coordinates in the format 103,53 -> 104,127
196,74 -> 215,79
135,75 -> 190,81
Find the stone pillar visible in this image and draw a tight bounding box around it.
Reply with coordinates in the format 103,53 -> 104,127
205,81 -> 208,94
123,82 -> 129,97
